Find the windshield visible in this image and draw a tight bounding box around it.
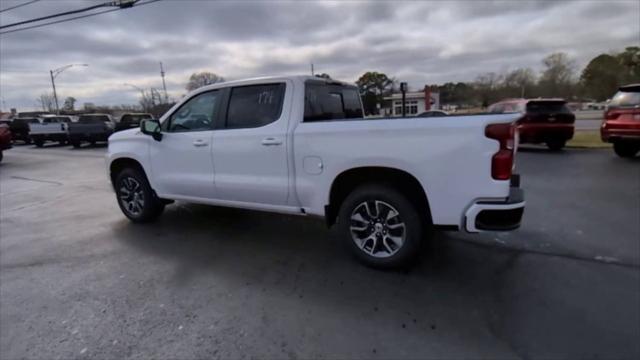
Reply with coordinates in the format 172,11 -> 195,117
15,118 -> 39,124
526,101 -> 571,114
42,117 -> 70,123
608,90 -> 640,108
120,114 -> 152,123
78,115 -> 109,124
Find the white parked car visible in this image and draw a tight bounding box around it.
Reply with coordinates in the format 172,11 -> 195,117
107,76 -> 524,268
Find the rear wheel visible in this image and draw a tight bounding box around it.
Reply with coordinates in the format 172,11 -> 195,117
613,141 -> 640,158
546,139 -> 566,151
33,138 -> 44,147
337,184 -> 424,269
70,140 -> 81,148
114,167 -> 165,223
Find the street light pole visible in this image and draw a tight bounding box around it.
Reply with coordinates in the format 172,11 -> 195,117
49,63 -> 88,115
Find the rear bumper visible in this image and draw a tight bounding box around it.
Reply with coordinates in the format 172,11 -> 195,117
464,181 -> 525,233
518,123 -> 574,143
601,122 -> 640,142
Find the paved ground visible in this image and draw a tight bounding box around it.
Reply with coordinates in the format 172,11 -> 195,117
1,144 -> 639,359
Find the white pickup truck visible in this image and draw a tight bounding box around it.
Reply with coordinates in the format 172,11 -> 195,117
28,115 -> 73,147
107,76 -> 524,268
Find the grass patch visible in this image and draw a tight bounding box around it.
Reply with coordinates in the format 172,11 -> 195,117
567,131 -> 611,148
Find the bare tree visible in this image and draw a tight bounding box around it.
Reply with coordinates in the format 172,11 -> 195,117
503,68 -> 536,98
36,93 -> 56,112
539,52 -> 577,98
185,72 -> 225,91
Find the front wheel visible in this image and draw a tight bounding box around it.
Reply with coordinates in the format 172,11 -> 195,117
613,142 -> 640,158
546,139 -> 566,151
337,184 -> 424,269
114,168 -> 165,223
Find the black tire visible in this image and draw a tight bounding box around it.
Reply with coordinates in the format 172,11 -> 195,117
613,142 -> 640,158
24,137 -> 32,145
58,140 -> 67,146
546,139 -> 566,151
337,183 -> 424,269
33,138 -> 44,148
114,167 -> 164,223
70,140 -> 81,148
0,150 -> 3,163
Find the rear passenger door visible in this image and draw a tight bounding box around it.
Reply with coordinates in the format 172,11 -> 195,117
211,82 -> 291,206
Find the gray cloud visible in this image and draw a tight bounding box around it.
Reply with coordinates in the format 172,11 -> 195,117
0,0 -> 638,110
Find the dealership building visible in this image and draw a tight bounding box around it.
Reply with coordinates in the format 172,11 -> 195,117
382,87 -> 441,116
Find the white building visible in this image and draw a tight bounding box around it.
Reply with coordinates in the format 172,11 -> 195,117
382,88 -> 440,117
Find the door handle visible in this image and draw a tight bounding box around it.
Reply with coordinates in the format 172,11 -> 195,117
193,139 -> 208,147
261,137 -> 282,146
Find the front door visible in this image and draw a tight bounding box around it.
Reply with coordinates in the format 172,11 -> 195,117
211,83 -> 290,206
149,90 -> 221,199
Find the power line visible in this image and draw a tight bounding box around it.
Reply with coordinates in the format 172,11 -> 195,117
0,0 -> 40,14
0,1 -> 127,30
0,0 -> 161,35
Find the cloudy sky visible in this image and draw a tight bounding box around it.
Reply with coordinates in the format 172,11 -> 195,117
0,0 -> 638,111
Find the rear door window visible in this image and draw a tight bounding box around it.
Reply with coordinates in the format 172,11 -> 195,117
225,83 -> 285,129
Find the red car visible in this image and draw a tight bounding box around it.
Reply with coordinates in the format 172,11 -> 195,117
488,98 -> 575,150
0,123 -> 12,162
601,84 -> 640,158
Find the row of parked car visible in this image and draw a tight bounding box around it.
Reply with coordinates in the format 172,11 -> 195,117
482,84 -> 640,157
0,113 -> 153,160
12,113 -> 152,146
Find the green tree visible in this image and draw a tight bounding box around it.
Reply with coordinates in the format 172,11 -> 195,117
355,71 -> 395,115
186,72 -> 225,91
616,46 -> 640,84
580,54 -> 624,101
63,96 -> 76,111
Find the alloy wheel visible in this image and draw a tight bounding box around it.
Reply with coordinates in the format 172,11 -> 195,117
349,200 -> 406,258
119,177 -> 145,216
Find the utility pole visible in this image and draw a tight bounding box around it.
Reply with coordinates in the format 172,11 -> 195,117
50,70 -> 59,114
159,62 -> 168,103
310,63 -> 314,76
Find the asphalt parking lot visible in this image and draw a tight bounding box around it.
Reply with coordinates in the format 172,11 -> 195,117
1,144 -> 639,359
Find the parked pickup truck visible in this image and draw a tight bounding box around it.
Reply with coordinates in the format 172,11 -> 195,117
8,117 -> 40,144
68,114 -> 114,148
29,115 -> 73,147
115,113 -> 153,132
107,76 -> 525,268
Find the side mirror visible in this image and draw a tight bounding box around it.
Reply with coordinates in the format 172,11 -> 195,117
140,119 -> 162,141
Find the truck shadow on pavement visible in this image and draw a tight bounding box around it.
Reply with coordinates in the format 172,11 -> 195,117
109,202 -> 639,359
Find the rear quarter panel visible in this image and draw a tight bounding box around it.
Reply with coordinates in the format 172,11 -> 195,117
293,114 -> 520,226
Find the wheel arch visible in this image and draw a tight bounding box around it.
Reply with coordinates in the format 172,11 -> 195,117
109,157 -> 149,188
325,166 -> 432,227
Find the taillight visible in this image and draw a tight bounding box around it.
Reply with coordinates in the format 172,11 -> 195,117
485,123 -> 515,180
604,110 -> 619,120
